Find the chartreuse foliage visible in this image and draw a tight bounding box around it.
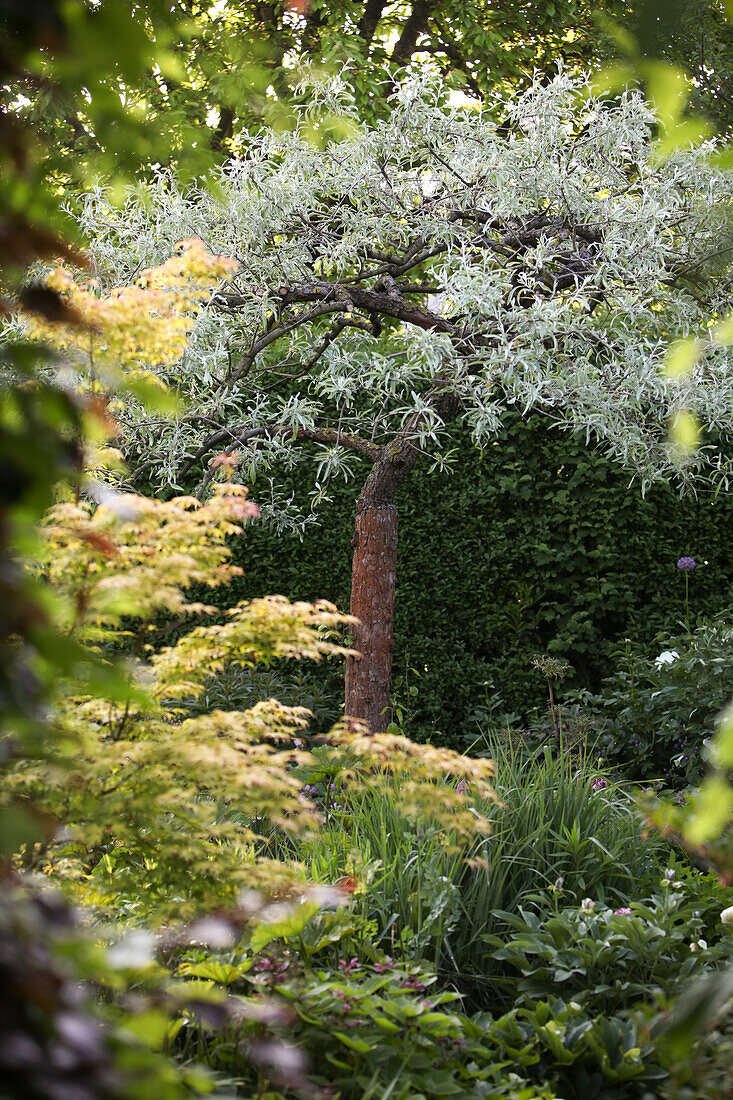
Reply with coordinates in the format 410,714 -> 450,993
1,233 -> 242,775
10,485 -> 340,917
10,483 -> 495,922
0,240 -> 242,858
20,237 -> 238,424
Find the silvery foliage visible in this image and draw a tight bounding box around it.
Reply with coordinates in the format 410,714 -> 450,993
77,72 -> 733,525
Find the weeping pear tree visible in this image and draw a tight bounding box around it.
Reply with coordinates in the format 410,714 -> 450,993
77,75 -> 733,731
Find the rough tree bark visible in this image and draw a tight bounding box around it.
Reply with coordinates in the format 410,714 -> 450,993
344,435 -> 420,729
345,501 -> 398,731
343,387 -> 461,729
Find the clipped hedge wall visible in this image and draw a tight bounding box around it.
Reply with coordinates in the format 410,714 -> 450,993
227,411 -> 733,747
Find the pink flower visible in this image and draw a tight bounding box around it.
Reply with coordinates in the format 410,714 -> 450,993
614,907 -> 632,915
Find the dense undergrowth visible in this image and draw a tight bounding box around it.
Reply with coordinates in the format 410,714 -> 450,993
298,747 -> 666,999
154,752 -> 733,1100
7,462 -> 733,1099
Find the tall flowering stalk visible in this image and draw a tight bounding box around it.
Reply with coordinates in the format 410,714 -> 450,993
677,556 -> 696,630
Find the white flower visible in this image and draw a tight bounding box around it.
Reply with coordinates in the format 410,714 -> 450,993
654,650 -> 680,668
721,905 -> 733,924
580,898 -> 595,912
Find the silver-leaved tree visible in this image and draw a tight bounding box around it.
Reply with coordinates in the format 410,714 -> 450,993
75,74 -> 733,730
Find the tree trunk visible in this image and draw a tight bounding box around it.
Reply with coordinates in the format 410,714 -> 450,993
343,385 -> 462,730
345,501 -> 398,731
391,0 -> 436,64
357,0 -> 388,45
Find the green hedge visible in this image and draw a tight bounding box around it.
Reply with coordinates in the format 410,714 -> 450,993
227,411 -> 733,747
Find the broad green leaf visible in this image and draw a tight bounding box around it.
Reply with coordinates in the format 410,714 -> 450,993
249,899 -> 322,952
180,960 -> 252,984
120,1008 -> 172,1049
332,1031 -> 375,1054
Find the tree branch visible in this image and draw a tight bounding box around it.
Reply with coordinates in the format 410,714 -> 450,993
296,425 -> 381,460
391,0 -> 436,65
226,301 -> 353,386
276,281 -> 457,335
179,422 -> 381,486
356,377 -> 463,510
357,0 -> 388,45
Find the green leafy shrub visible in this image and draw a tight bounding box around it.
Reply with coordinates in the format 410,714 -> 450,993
476,886 -> 733,1099
584,615 -> 733,784
173,907 -> 557,1100
481,997 -> 665,1100
271,961 -> 555,1100
488,890 -> 725,1015
166,879 -> 732,1100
